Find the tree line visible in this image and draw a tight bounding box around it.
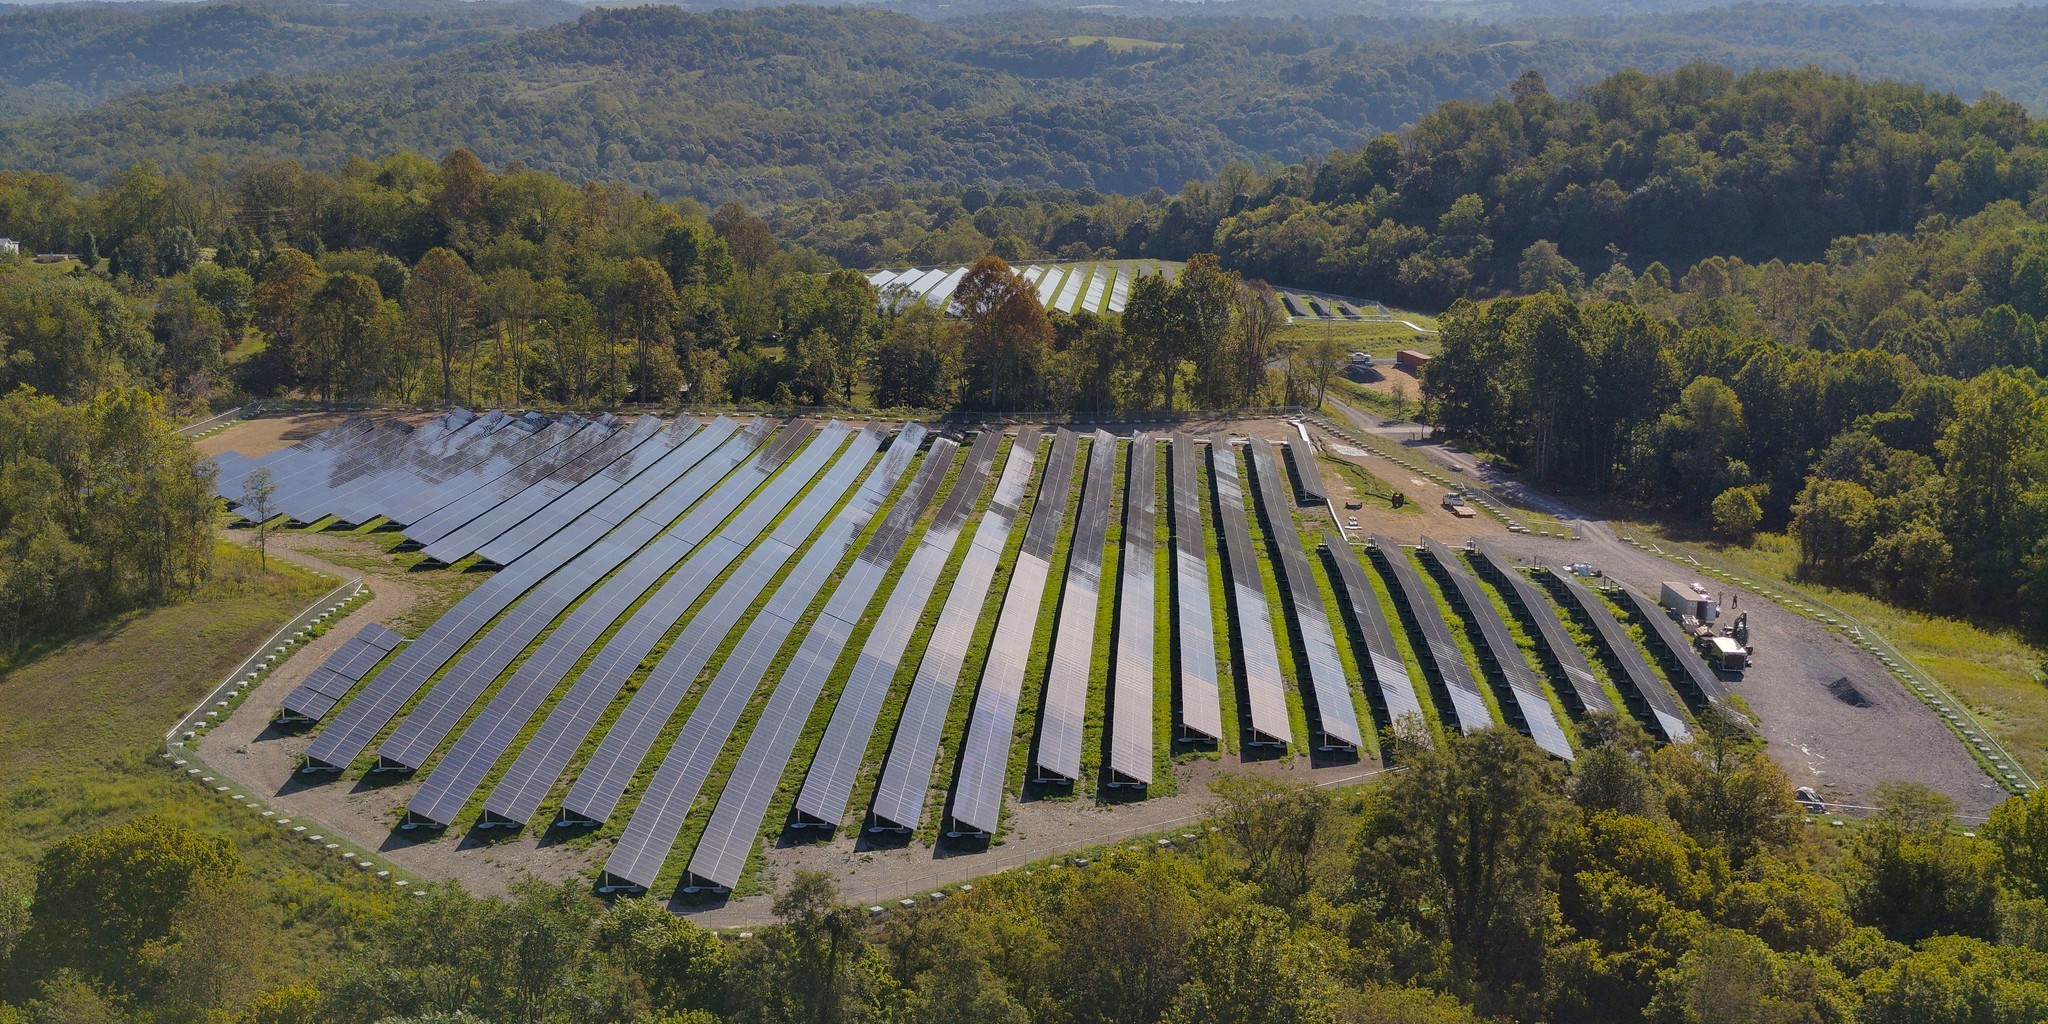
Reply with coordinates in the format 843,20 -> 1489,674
6,723 -> 2048,1023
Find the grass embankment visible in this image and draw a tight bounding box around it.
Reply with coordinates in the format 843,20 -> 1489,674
1075,439 -> 1129,794
1277,315 -> 1439,358
1197,448 -> 1245,753
1149,441 -> 1177,786
0,542 -> 401,958
1635,527 -> 2047,783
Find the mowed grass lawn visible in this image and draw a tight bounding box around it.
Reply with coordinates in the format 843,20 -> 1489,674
1648,528 -> 2048,783
0,546 -> 330,866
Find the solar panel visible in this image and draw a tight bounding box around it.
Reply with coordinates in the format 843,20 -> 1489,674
1369,535 -> 1492,734
407,422 -> 873,830
1621,588 -> 1732,707
388,420 -> 837,790
601,425 -> 918,891
473,418 -> 698,567
1212,441 -> 1292,747
948,429 -> 1079,837
1420,538 -> 1573,761
1320,534 -> 1430,746
1169,434 -> 1223,744
1247,438 -> 1361,753
354,411 -> 527,525
683,427 -> 939,890
276,624 -> 403,723
271,420 -> 421,523
1286,432 -> 1328,504
225,415 -> 377,514
421,416 -> 665,565
869,429 -> 1040,832
319,409 -> 503,525
1106,434 -> 1157,786
1031,429 -> 1116,785
554,422 -> 869,826
297,418 -> 747,773
793,430 -> 1001,830
1474,545 -> 1612,717
402,416 -> 619,547
281,413 -> 478,524
1547,572 -> 1692,742
385,412 -> 572,528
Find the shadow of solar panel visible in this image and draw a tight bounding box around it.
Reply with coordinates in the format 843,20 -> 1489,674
603,425 -> 914,890
1475,545 -> 1611,717
1369,535 -> 1492,735
1212,440 -> 1291,748
390,422 -> 841,823
1247,438 -> 1360,753
792,430 -> 1000,831
277,624 -> 403,723
1420,538 -> 1572,761
948,429 -> 1078,838
1169,434 -> 1222,745
296,417 -> 746,774
1320,534 -> 1430,747
869,429 -> 1040,833
1106,434 -> 1157,787
1031,429 -> 1116,786
1621,588 -> 1732,707
1546,570 -> 1691,742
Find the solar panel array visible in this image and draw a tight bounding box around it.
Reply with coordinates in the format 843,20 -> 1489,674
1106,435 -> 1157,786
1321,535 -> 1430,746
1370,536 -> 1493,734
601,425 -> 902,890
1547,572 -> 1693,742
1474,546 -> 1612,717
870,430 -> 1040,832
1212,442 -> 1292,747
555,423 -> 850,826
1420,539 -> 1574,761
1168,434 -> 1223,744
794,429 -> 1001,829
951,429 -> 1080,837
1621,588 -> 1733,707
1032,430 -> 1116,784
276,624 -> 403,723
299,417 -> 744,772
684,426 -> 939,890
1286,437 -> 1327,505
421,416 -> 663,566
399,423 -> 853,828
1247,438 -> 1361,753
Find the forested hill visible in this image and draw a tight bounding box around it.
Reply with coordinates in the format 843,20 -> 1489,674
4,4 -> 2048,206
0,0 -> 581,118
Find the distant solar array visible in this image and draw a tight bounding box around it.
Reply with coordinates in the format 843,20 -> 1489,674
867,260 -> 1388,322
219,413 -> 1698,897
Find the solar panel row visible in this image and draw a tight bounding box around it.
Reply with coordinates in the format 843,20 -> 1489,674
1246,438 -> 1361,753
870,429 -> 1040,832
474,418 -> 700,567
402,416 -> 620,546
345,411 -> 525,526
1106,434 -> 1157,787
1621,588 -> 1733,707
1032,429 -> 1116,785
1546,572 -> 1692,742
276,624 -> 404,723
387,412 -> 568,528
378,421 -> 828,777
271,419 -> 426,523
1168,434 -> 1223,744
1212,441 -> 1292,748
227,415 -> 378,515
1286,434 -> 1328,505
793,429 -> 1002,829
322,410 -> 508,526
601,425 -> 911,891
684,426 -> 939,891
950,429 -> 1080,838
395,424 -> 852,825
553,422 -> 856,826
1370,536 -> 1493,734
1420,538 -> 1573,761
299,417 -> 743,772
1474,545 -> 1612,717
1320,535 -> 1431,746
421,416 -> 663,566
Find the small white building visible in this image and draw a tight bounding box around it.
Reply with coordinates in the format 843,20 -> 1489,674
0,238 -> 19,255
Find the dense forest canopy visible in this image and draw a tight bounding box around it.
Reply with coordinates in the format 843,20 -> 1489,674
6,3 -> 2048,203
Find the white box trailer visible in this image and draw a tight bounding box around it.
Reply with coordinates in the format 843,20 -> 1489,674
1661,581 -> 1719,623
1705,636 -> 1748,672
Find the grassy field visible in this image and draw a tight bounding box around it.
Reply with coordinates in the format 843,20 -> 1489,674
1278,316 -> 1439,360
1640,528 -> 2048,782
1059,35 -> 1180,52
